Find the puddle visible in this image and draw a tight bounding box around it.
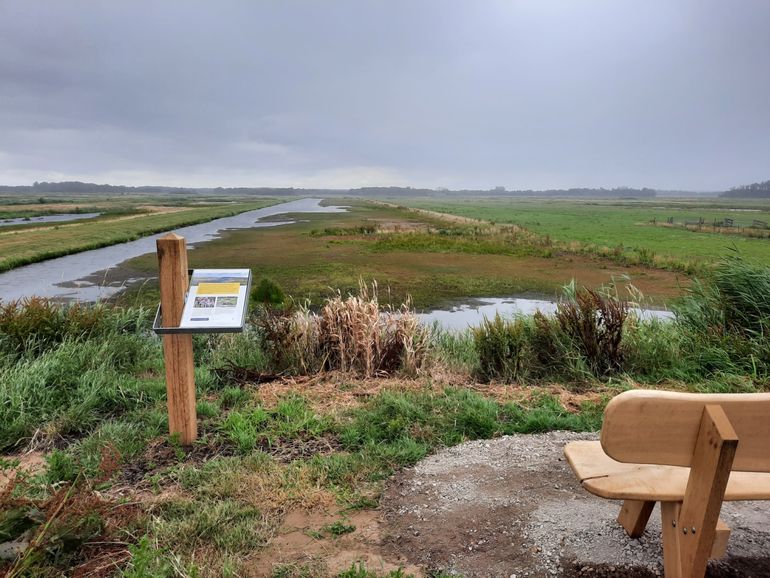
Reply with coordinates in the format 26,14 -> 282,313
418,296 -> 674,330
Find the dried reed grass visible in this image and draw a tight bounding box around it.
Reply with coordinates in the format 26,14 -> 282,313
259,281 -> 429,378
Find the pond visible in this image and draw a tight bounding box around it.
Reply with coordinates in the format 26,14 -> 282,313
0,212 -> 101,227
0,199 -> 346,302
417,296 -> 674,331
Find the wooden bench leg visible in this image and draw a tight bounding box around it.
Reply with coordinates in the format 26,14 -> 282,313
661,501 -> 682,578
618,500 -> 656,538
710,519 -> 731,559
661,405 -> 738,578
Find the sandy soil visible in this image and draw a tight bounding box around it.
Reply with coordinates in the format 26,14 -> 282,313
254,508 -> 423,577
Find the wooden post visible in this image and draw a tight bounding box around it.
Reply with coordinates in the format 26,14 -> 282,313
157,233 -> 197,445
676,405 -> 738,578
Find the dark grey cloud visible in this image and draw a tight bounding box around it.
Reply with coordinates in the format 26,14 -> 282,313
1,0 -> 768,190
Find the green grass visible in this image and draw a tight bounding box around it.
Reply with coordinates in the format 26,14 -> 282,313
3,258 -> 770,576
396,197 -> 770,271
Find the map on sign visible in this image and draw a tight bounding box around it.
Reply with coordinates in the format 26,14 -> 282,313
179,269 -> 251,330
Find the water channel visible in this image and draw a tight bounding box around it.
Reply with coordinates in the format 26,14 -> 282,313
0,212 -> 101,227
0,198 -> 346,302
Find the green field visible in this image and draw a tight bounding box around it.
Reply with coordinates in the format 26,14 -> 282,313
394,197 -> 770,271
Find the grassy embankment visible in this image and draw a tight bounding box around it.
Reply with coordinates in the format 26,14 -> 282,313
0,199 -> 279,272
1,254 -> 768,577
117,199 -> 686,310
394,197 -> 770,273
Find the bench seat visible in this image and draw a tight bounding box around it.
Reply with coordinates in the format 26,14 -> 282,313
565,440 -> 770,502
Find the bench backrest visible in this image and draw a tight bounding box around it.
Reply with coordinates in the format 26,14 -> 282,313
600,390 -> 770,472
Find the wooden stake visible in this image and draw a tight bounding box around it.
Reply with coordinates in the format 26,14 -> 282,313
157,233 -> 197,445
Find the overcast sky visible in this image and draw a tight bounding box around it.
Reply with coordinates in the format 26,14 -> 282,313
1,1 -> 768,190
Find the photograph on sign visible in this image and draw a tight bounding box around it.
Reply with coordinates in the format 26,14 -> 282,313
179,269 -> 250,330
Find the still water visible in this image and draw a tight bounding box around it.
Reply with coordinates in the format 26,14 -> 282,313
0,213 -> 101,227
0,198 -> 346,302
418,296 -> 674,331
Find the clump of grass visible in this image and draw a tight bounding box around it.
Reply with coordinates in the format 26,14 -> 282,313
673,253 -> 770,379
323,519 -> 355,536
220,395 -> 334,455
310,225 -> 378,237
339,388 -> 602,464
0,334 -> 161,450
205,329 -> 271,384
259,281 -> 430,377
0,298 -> 150,357
430,325 -> 478,372
528,311 -> 573,379
337,563 -> 414,578
472,314 -> 528,382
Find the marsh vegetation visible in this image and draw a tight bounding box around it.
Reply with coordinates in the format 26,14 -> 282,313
1,251 -> 769,576
1,194 -> 769,576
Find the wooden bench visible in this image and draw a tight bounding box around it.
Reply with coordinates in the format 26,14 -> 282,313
564,390 -> 770,578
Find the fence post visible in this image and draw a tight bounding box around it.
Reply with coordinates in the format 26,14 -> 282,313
157,233 -> 197,445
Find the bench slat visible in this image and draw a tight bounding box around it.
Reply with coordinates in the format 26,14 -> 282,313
600,390 -> 770,472
565,440 -> 770,501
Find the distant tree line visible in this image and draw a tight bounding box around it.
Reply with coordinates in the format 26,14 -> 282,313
350,186 -> 657,198
2,180 -> 769,199
721,180 -> 770,198
0,181 -> 310,196
0,181 -> 658,198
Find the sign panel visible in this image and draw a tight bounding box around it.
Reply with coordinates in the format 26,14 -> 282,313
178,269 -> 251,331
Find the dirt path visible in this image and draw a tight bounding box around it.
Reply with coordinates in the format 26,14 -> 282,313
380,432 -> 770,578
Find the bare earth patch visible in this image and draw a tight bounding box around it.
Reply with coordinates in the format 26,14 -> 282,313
254,509 -> 424,577
0,451 -> 46,492
380,432 -> 770,578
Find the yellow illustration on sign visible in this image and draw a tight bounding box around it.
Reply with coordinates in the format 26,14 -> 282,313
197,283 -> 241,295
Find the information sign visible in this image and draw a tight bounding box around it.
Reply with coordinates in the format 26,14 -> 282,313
178,269 -> 251,330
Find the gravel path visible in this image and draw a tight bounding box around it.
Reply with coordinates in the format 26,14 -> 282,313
382,432 -> 770,578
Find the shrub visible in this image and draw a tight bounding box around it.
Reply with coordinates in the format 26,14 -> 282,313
556,287 -> 627,376
250,277 -> 285,307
